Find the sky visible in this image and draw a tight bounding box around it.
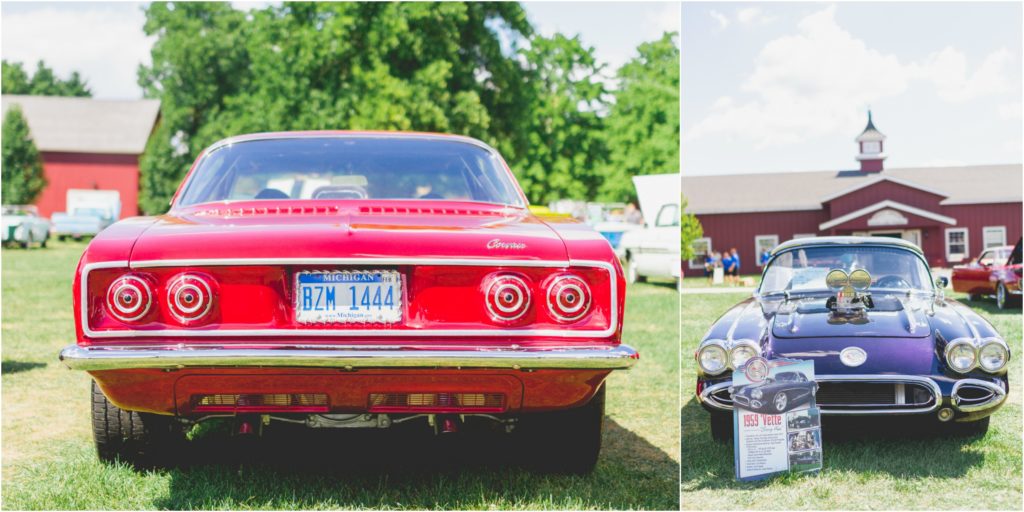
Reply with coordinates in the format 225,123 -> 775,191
1,1 -> 679,100
682,2 -> 1023,175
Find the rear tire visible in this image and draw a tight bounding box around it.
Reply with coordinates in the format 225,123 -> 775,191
709,411 -> 732,442
996,282 -> 1009,310
967,293 -> 980,302
516,384 -> 605,474
91,381 -> 182,467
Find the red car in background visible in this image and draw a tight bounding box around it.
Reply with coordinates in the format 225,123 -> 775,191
952,239 -> 1022,309
59,132 -> 638,473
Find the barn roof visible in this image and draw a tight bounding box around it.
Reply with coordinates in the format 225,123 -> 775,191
1,95 -> 160,155
682,163 -> 1023,215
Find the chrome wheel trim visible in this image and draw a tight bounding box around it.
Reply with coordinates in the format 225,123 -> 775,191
997,283 -> 1006,309
774,392 -> 788,412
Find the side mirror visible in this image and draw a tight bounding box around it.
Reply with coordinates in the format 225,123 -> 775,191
935,276 -> 949,288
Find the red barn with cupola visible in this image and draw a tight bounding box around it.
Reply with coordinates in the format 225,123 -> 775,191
682,112 -> 1023,272
1,95 -> 160,218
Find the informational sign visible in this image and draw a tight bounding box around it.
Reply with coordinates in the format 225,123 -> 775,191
732,357 -> 823,480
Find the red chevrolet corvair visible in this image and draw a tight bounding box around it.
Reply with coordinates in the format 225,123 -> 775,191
60,132 -> 637,473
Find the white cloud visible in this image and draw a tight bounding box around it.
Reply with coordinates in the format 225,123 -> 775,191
710,10 -> 730,30
736,7 -> 777,26
1,4 -> 154,99
686,5 -> 1016,148
913,47 -> 1013,102
646,2 -> 680,36
998,101 -> 1022,119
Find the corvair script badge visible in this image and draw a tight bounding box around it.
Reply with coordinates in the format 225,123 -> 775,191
487,239 -> 527,250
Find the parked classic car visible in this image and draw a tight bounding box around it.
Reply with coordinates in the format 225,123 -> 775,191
51,189 -> 122,240
952,239 -> 1022,309
2,205 -> 50,248
695,237 -> 1010,441
59,132 -> 638,472
731,370 -> 816,414
619,173 -> 681,290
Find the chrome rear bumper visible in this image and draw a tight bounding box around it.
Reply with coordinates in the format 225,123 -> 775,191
59,343 -> 639,372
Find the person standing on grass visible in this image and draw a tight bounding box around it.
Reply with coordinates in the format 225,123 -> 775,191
705,250 -> 717,284
720,250 -> 733,285
760,247 -> 771,266
730,248 -> 741,284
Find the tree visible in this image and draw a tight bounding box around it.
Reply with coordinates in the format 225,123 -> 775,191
598,33 -> 679,202
516,34 -> 609,204
679,195 -> 704,261
1,60 -> 91,96
137,1 -> 535,213
1,106 -> 47,205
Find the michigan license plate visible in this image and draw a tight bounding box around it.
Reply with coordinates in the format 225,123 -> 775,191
295,271 -> 402,324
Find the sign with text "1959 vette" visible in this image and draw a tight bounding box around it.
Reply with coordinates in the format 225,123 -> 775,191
295,271 -> 402,324
732,357 -> 823,481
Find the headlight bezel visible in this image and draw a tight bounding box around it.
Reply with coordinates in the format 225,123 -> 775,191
978,339 -> 1009,373
945,339 -> 978,373
697,342 -> 729,375
729,342 -> 759,369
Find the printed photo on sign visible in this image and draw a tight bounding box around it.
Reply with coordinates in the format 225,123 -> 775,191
732,357 -> 823,480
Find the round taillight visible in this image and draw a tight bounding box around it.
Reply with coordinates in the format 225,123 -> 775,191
546,275 -> 591,322
106,275 -> 154,323
485,274 -> 531,322
166,273 -> 215,324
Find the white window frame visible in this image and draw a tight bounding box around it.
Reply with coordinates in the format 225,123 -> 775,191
945,227 -> 969,264
792,233 -> 815,240
983,226 -> 1007,249
689,237 -> 712,270
754,235 -> 779,267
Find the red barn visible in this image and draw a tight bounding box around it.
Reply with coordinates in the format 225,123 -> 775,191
1,95 -> 160,218
682,113 -> 1023,273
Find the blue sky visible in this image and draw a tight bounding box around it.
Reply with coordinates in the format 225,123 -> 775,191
683,2 -> 1023,175
1,1 -> 678,99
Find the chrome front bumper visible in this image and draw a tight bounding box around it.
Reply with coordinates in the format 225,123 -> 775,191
698,374 -> 1007,416
59,343 -> 639,372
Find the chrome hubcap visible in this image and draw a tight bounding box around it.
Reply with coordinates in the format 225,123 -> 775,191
774,393 -> 787,411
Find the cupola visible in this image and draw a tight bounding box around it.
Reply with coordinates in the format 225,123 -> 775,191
855,110 -> 886,172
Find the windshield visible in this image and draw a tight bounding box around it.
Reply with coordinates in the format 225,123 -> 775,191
760,245 -> 933,294
176,137 -> 525,207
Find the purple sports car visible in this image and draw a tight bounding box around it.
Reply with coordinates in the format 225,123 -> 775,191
695,236 -> 1010,441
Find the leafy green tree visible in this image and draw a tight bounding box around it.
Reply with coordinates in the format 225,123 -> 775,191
137,1 -> 534,213
680,195 -> 703,261
599,33 -> 679,202
516,34 -> 609,204
1,106 -> 47,205
1,60 -> 91,96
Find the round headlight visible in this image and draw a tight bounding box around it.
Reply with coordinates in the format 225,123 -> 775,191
979,342 -> 1008,372
698,344 -> 728,375
730,344 -> 758,368
751,388 -> 763,399
946,342 -> 976,373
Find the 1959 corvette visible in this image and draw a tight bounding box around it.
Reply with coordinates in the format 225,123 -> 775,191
59,132 -> 638,473
695,237 -> 1010,441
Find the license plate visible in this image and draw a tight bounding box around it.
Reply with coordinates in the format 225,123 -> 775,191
295,271 -> 402,324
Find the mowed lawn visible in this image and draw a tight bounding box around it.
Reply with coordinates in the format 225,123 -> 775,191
681,290 -> 1023,510
2,241 -> 680,510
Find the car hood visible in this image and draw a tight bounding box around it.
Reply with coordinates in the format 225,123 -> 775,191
764,294 -> 1001,374
701,294 -> 1002,375
127,201 -> 571,262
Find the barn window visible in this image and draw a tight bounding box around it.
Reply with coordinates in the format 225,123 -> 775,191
754,235 -> 779,267
689,237 -> 711,269
983,226 -> 1006,249
945,228 -> 969,263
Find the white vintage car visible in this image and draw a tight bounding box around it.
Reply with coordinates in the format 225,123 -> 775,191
619,174 -> 681,290
2,205 -> 50,248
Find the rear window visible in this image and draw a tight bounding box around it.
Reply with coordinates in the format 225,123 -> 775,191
176,136 -> 525,207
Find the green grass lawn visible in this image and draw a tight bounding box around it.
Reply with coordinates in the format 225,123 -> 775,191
681,290 -> 1023,510
2,241 -> 680,510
